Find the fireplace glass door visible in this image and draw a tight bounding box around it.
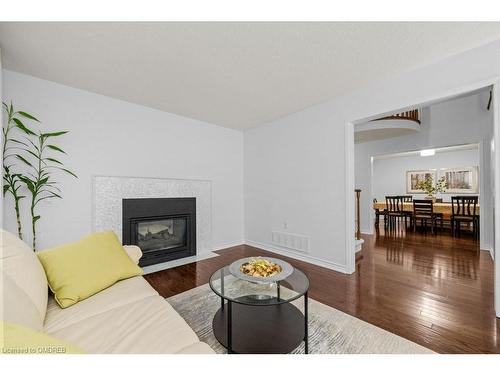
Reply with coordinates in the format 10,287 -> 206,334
135,216 -> 188,254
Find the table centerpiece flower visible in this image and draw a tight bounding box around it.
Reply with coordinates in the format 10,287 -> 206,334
415,175 -> 448,201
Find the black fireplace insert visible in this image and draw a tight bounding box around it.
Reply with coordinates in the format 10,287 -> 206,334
122,198 -> 196,267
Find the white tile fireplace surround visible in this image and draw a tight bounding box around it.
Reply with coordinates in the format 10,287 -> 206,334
92,175 -> 217,272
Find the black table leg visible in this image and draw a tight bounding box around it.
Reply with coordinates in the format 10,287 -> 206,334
277,281 -> 281,301
227,300 -> 233,354
221,268 -> 225,310
304,291 -> 309,354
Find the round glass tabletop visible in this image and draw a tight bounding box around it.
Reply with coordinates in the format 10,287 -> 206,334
209,265 -> 309,306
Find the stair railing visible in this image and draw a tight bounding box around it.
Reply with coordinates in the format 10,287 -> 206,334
355,189 -> 361,240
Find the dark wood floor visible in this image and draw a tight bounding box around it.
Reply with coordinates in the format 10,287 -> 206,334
144,226 -> 499,354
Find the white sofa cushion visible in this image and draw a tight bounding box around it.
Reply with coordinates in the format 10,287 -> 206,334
1,273 -> 44,331
46,295 -> 202,353
1,230 -> 48,329
43,276 -> 157,332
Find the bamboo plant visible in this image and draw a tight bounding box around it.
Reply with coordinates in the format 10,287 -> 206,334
17,130 -> 77,250
2,102 -> 40,239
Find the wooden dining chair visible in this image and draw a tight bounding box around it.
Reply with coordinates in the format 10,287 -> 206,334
412,199 -> 442,234
399,195 -> 413,225
451,196 -> 479,239
385,196 -> 406,231
373,198 -> 387,227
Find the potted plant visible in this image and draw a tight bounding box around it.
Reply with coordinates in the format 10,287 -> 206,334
415,175 -> 448,201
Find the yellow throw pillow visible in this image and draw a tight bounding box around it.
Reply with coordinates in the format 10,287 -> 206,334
37,231 -> 143,308
1,320 -> 84,354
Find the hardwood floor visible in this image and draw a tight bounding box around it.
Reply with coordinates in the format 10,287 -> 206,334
144,226 -> 499,353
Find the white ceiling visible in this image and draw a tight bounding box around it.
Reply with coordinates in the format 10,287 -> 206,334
1,22 -> 500,130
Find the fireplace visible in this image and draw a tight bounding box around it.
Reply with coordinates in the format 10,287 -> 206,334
122,198 -> 196,267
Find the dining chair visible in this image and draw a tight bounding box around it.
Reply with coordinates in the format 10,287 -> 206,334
451,196 -> 479,239
373,198 -> 387,227
399,195 -> 414,225
412,199 -> 442,234
385,196 -> 406,231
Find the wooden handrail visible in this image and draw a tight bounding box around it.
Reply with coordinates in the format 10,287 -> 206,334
355,189 -> 361,240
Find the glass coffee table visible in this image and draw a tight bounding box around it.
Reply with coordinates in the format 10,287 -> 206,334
209,265 -> 310,354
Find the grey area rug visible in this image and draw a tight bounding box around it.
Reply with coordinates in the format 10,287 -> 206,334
167,283 -> 434,354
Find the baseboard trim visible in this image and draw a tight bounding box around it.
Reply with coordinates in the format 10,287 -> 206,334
244,240 -> 347,274
212,241 -> 245,252
481,245 -> 495,260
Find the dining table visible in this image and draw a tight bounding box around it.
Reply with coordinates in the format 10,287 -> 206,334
373,201 -> 480,220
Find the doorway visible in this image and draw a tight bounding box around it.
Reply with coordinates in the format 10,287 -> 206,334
345,82 -> 499,318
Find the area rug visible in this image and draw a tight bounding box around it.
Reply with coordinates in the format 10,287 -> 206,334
167,283 -> 434,354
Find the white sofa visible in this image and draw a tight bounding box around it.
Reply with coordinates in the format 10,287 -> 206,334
1,229 -> 214,354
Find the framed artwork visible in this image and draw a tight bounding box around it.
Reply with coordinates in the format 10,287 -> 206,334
406,170 -> 437,193
440,166 -> 478,193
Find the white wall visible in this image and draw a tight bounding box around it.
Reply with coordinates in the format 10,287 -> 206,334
355,92 -> 494,251
244,39 -> 500,276
0,49 -> 3,230
2,70 -> 244,250
372,148 -> 480,201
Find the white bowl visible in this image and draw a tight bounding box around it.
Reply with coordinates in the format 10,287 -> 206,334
228,257 -> 294,284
